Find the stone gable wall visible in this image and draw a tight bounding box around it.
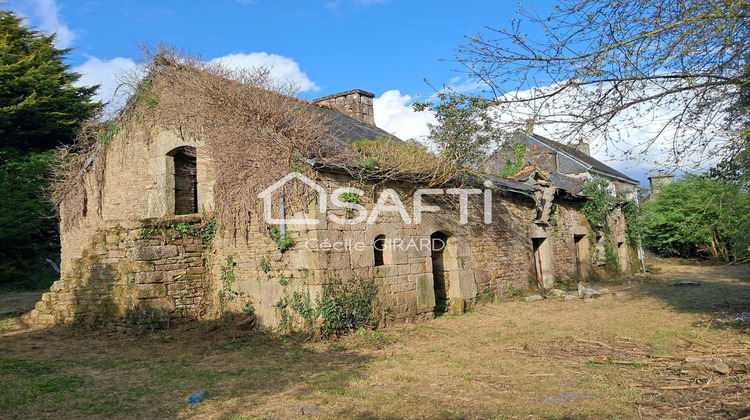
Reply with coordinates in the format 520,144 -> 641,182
30,219 -> 207,330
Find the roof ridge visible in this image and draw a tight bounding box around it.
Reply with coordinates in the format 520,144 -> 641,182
517,129 -> 637,184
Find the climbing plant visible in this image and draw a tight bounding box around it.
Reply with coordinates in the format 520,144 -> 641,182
340,191 -> 361,218
497,143 -> 527,177
171,213 -> 217,248
581,177 -> 614,227
219,255 -> 236,314
278,275 -> 378,337
266,224 -> 294,252
621,199 -> 642,246
315,275 -> 378,337
581,177 -> 619,276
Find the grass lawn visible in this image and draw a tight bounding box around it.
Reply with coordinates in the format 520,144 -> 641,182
1,258 -> 748,419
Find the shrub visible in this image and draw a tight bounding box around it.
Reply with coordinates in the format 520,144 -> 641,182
315,275 -> 378,337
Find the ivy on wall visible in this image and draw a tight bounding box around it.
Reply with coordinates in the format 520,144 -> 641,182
581,177 -> 619,276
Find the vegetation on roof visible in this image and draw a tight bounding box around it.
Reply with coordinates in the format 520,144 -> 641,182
51,46 -> 485,235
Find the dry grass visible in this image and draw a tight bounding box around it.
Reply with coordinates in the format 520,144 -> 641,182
1,258 -> 749,419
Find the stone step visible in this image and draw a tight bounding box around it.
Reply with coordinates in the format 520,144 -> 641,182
26,310 -> 55,325
34,300 -> 51,312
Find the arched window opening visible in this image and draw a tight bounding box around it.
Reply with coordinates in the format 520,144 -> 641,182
169,146 -> 197,215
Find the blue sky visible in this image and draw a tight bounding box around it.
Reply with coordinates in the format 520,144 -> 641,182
7,0 -> 537,99
6,0 -> 661,183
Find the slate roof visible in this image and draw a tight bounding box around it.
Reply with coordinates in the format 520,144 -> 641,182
481,174 -> 538,194
310,105 -> 538,196
506,165 -> 586,195
314,104 -> 397,146
514,130 -> 638,184
547,172 -> 586,194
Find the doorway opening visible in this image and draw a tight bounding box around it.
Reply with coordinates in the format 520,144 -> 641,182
430,231 -> 449,314
573,234 -> 588,280
532,236 -> 554,289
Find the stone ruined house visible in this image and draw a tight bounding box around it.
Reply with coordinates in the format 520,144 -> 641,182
483,128 -> 642,280
483,129 -> 640,200
28,59 -> 638,330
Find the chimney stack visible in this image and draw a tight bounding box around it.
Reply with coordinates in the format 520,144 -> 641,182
313,89 -> 375,125
574,139 -> 590,156
525,118 -> 534,135
647,173 -> 674,195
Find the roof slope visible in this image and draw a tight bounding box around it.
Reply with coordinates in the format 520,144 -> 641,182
312,104 -> 398,147
515,130 -> 638,184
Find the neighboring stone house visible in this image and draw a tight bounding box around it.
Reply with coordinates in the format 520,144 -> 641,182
484,129 -> 639,200
28,60 -> 638,330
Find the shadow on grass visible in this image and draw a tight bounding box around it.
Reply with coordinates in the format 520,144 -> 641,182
0,290 -> 45,321
639,259 -> 750,330
0,318 -> 382,419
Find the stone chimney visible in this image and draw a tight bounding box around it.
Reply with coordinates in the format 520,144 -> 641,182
313,89 -> 375,125
648,173 -> 674,195
574,139 -> 590,156
525,119 -> 534,135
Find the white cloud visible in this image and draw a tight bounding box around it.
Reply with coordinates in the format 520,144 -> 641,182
210,52 -> 319,93
73,56 -> 138,114
72,51 -> 319,115
488,81 -> 729,183
9,0 -> 76,48
374,90 -> 436,141
446,77 -> 481,94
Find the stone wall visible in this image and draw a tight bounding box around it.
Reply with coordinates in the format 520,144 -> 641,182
30,217 -> 208,330
550,201 -> 590,282
209,172 -> 490,329
59,126 -> 214,277
44,120 -> 639,331
467,193 -> 538,297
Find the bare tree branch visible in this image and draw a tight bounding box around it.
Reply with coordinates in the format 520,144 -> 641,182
451,0 -> 750,168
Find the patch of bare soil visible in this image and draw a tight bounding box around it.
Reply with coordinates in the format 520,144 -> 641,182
0,291 -> 44,320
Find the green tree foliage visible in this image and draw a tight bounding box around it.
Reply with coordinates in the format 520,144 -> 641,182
0,10 -> 100,288
642,175 -> 750,262
452,0 -> 750,166
0,9 -> 100,150
413,92 -> 501,171
0,149 -> 59,288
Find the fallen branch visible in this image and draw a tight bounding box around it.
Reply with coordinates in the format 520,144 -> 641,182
590,358 -> 660,366
636,400 -> 670,408
659,383 -> 724,390
468,373 -> 556,378
679,336 -> 714,348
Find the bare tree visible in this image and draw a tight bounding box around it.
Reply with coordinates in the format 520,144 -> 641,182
453,0 -> 750,168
